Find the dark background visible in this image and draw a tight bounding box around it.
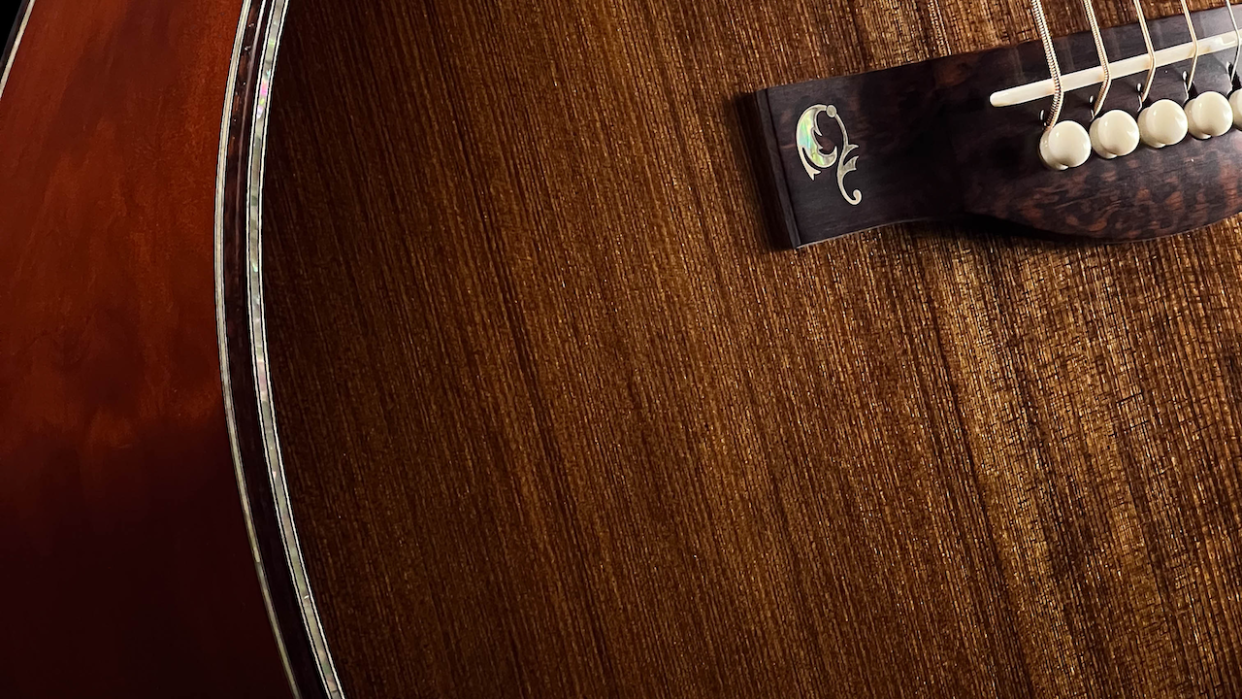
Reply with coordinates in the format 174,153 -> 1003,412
2,0 -> 22,55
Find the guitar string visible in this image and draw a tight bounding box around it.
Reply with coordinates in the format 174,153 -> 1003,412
1226,0 -> 1241,84
1133,0 -> 1157,105
1180,0 -> 1200,94
1031,0 -> 1065,128
1082,0 -> 1112,117
992,3 -> 1242,108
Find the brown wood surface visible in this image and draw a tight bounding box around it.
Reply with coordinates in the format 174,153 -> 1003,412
261,0 -> 1242,697
0,1 -> 290,696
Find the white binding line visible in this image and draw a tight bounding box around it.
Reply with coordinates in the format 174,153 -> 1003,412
245,0 -> 346,695
215,3 -> 302,698
216,1 -> 345,697
0,0 -> 37,103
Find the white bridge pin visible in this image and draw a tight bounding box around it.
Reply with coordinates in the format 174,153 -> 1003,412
1041,121 -> 1092,170
1090,110 -> 1140,159
1080,0 -> 1138,160
1171,1 -> 1233,141
1186,91 -> 1233,139
1232,86 -> 1242,131
1031,0 -> 1091,170
1139,99 -> 1189,148
1230,90 -> 1242,128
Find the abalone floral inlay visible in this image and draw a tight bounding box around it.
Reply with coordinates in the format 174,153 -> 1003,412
796,104 -> 862,205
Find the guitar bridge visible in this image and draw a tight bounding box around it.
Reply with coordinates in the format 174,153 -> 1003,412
751,5 -> 1242,247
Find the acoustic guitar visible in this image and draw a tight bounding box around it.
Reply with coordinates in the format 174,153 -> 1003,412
3,0 -> 1241,697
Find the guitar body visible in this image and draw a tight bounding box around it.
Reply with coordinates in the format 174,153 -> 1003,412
0,0 -> 290,697
4,0 -> 1242,697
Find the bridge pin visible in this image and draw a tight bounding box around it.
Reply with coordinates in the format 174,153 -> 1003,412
1139,100 -> 1189,149
1089,110 -> 1140,159
1229,90 -> 1242,129
1186,92 -> 1232,139
1040,121 -> 1092,170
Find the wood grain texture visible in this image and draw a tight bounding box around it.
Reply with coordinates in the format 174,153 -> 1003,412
0,1 -> 290,696
260,0 -> 1242,697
